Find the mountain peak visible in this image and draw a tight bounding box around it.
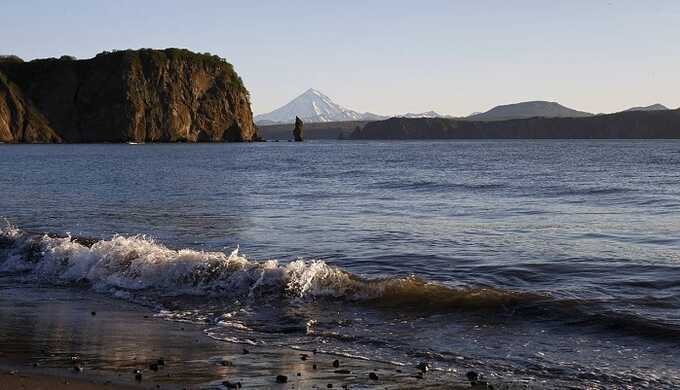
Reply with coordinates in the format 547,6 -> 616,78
301,88 -> 323,97
255,89 -> 385,124
467,100 -> 592,121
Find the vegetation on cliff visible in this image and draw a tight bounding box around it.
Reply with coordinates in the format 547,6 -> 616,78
0,48 -> 258,143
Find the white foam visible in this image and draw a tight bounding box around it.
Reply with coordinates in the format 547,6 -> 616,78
1,225 -> 499,309
0,225 -> 364,300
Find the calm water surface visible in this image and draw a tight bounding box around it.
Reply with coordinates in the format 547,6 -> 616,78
1,140 -> 680,388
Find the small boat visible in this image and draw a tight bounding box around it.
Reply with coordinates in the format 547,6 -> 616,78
126,142 -> 143,145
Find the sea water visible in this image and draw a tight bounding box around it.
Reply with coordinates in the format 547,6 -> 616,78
1,140 -> 679,388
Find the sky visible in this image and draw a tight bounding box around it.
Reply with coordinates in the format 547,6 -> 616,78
2,0 -> 679,116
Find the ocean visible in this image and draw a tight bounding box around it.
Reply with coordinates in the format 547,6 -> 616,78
1,140 -> 679,388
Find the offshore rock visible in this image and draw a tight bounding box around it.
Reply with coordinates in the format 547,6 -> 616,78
0,49 -> 259,143
293,116 -> 304,141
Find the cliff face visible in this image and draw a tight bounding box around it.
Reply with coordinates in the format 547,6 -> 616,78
351,110 -> 680,140
0,70 -> 62,143
0,49 -> 258,143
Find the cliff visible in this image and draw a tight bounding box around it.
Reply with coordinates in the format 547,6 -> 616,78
0,49 -> 259,143
351,110 -> 680,140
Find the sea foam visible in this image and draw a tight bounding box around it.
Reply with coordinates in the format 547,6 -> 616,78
0,224 -> 538,310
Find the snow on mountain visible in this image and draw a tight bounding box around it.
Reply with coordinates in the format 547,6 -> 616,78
397,111 -> 451,118
254,88 -> 386,124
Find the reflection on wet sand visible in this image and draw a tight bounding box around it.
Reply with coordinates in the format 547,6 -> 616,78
0,281 -> 469,389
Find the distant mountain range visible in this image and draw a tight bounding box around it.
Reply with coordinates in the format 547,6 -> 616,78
623,104 -> 669,112
351,109 -> 680,140
255,89 -> 673,125
467,101 -> 593,121
396,111 -> 455,119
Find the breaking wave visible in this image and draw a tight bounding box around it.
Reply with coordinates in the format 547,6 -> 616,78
0,224 -> 539,309
2,224 -> 680,340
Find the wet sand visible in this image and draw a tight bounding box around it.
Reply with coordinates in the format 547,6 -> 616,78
0,370 -> 140,389
0,280 -> 474,389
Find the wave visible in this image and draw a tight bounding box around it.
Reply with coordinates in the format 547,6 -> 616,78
2,224 -> 680,340
0,224 -> 533,308
371,180 -> 505,193
548,186 -> 635,197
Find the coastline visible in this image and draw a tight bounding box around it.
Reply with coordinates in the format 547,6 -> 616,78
0,280 -> 473,389
0,368 -> 142,390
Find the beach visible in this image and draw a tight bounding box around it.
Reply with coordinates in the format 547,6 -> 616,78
0,279 -> 476,389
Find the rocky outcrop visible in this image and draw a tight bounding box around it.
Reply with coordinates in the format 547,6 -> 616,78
257,120 -> 368,140
293,116 -> 304,142
0,49 -> 259,143
351,110 -> 680,139
0,70 -> 61,143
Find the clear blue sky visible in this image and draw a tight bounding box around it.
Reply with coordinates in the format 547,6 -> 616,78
2,0 -> 679,115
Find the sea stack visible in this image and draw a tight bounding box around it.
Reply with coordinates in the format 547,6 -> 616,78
293,116 -> 304,142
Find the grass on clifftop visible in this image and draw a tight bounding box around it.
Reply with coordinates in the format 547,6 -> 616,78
98,48 -> 249,96
1,48 -> 249,97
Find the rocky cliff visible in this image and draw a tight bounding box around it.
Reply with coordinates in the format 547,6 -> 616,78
351,110 -> 680,139
0,49 -> 259,143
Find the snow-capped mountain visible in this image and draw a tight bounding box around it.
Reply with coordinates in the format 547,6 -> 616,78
254,89 -> 386,124
397,111 -> 453,118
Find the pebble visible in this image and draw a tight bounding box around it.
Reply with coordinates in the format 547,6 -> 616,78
334,369 -> 350,374
275,374 -> 288,383
369,372 -> 379,380
332,359 -> 340,368
466,371 -> 479,382
312,364 -> 318,370
73,365 -> 83,373
91,311 -> 96,316
242,348 -> 250,355
297,372 -> 301,377
220,360 -> 232,367
327,384 -> 333,389
300,353 -> 309,361
416,362 -> 430,373
149,363 -> 159,371
157,358 -> 166,366
222,380 -> 242,389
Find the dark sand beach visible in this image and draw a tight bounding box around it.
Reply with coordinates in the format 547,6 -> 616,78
0,279 -> 475,389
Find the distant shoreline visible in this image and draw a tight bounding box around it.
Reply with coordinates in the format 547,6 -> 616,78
350,109 -> 680,140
